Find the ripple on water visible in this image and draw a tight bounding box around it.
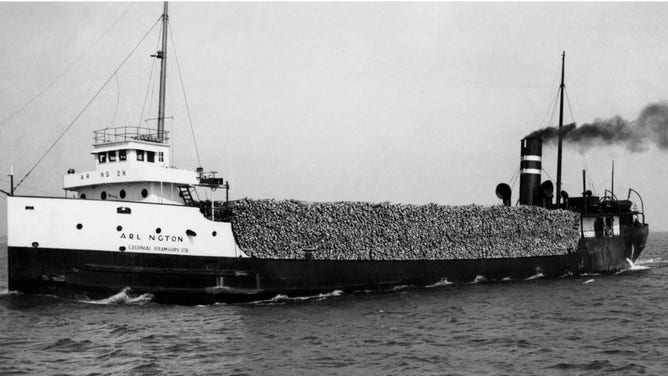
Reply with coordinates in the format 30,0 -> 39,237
41,338 -> 95,352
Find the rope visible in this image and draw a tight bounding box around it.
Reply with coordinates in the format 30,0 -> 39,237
169,22 -> 202,167
0,4 -> 134,129
15,16 -> 163,191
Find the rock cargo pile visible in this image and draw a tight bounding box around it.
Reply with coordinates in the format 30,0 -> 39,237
219,199 -> 580,260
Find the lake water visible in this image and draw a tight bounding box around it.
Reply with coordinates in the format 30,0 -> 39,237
1,234 -> 667,375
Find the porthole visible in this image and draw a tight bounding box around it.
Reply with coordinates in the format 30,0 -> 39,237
101,191 -> 107,200
116,225 -> 123,232
119,246 -> 126,252
120,189 -> 126,199
156,228 -> 162,234
141,188 -> 148,198
212,231 -> 217,237
80,193 -> 86,199
76,223 -> 83,230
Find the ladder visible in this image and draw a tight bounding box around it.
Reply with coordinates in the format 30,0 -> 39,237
177,185 -> 196,206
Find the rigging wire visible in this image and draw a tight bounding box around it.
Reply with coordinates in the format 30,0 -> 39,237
14,16 -> 163,191
108,74 -> 120,127
0,177 -> 55,196
168,22 -> 202,167
0,3 -> 134,129
539,89 -> 560,128
508,162 -> 521,191
538,63 -> 564,128
139,29 -> 162,126
335,48 -> 553,89
564,87 -> 577,125
548,90 -> 560,129
145,25 -> 164,126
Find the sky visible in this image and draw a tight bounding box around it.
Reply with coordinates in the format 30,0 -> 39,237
1,2 -> 668,234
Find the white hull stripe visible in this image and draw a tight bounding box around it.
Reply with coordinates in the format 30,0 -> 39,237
521,155 -> 542,162
521,168 -> 541,175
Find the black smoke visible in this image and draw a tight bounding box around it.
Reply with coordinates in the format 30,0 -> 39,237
525,102 -> 668,152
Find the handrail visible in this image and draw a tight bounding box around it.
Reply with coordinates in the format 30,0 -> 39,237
602,189 -> 618,201
93,126 -> 169,145
627,188 -> 645,224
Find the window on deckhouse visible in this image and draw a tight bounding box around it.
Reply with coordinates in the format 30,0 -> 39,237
119,150 -> 127,161
137,150 -> 144,161
98,153 -> 106,163
147,151 -> 155,163
109,151 -> 117,162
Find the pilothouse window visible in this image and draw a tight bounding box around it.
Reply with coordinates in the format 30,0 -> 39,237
98,153 -> 106,163
137,150 -> 144,161
119,150 -> 127,161
147,151 -> 155,163
158,152 -> 164,162
109,151 -> 117,162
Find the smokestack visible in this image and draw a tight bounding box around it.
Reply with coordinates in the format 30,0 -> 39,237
520,137 -> 542,206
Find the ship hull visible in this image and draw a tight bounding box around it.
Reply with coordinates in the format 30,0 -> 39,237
7,225 -> 648,305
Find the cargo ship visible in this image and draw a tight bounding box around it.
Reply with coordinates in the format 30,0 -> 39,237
4,3 -> 649,304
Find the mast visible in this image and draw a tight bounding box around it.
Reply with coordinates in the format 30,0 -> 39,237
611,160 -> 615,198
556,51 -> 565,207
157,2 -> 169,142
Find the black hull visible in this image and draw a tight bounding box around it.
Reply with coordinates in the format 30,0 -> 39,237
7,225 -> 648,305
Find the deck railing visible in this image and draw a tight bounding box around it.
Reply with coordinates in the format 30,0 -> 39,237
93,126 -> 169,145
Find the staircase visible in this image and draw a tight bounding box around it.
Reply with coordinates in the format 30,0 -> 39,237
177,185 -> 197,206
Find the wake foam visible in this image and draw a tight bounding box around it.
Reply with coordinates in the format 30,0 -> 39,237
525,272 -> 544,281
390,285 -> 410,291
469,275 -> 487,284
626,258 -> 650,271
82,287 -> 154,305
0,288 -> 20,296
583,279 -> 595,284
252,290 -> 344,305
633,257 -> 662,266
426,278 -> 454,288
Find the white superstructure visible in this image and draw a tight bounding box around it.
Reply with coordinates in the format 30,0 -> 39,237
8,126 -> 246,258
